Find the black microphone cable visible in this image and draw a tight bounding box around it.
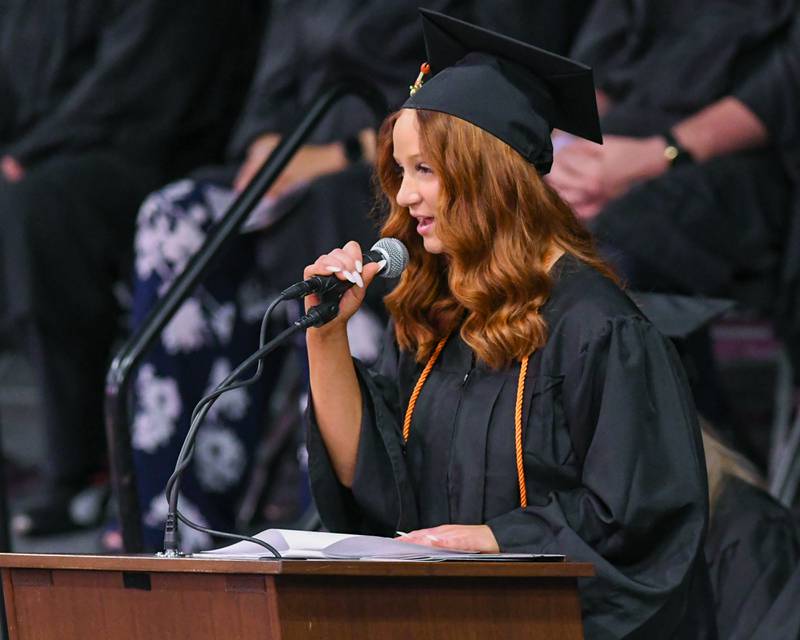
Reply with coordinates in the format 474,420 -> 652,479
162,293 -> 346,556
162,294 -> 290,558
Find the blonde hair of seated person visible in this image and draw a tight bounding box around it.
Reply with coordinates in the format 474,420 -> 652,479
701,418 -> 764,516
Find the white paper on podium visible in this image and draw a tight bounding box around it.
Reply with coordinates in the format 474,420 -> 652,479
194,528 -> 565,562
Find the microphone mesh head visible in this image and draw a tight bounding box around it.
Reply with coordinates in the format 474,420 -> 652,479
371,238 -> 409,278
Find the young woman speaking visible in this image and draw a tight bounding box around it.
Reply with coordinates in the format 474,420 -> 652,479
302,10 -> 714,638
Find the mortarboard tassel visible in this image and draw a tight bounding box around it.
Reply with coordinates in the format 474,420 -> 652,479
409,62 -> 431,96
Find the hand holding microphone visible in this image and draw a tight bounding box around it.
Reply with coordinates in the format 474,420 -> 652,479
297,237 -> 408,329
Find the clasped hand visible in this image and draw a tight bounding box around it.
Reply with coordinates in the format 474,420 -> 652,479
546,134 -> 669,219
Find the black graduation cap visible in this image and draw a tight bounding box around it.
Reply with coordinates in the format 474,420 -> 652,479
403,9 -> 602,174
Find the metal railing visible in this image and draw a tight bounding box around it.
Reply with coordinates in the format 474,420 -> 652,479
104,80 -> 387,551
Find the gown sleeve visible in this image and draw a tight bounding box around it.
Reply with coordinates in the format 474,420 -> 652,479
306,324 -> 418,535
486,316 -> 712,638
734,12 -> 800,154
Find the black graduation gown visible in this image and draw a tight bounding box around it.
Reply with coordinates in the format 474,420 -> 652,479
308,255 -> 716,638
750,561 -> 800,640
705,476 -> 800,639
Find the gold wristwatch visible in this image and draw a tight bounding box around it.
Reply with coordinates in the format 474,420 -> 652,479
662,130 -> 694,167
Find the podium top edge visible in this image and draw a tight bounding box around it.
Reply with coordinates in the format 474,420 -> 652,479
0,553 -> 595,578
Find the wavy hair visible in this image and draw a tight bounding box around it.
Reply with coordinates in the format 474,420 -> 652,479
375,109 -> 617,368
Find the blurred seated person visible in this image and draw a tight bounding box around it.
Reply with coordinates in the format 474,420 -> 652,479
472,0 -> 594,58
702,424 -> 800,638
545,0 -> 800,433
127,0 -> 488,552
0,0 -> 260,536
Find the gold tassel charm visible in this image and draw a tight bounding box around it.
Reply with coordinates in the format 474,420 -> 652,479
409,62 -> 431,96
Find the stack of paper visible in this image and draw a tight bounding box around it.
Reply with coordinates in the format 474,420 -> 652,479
194,529 -> 564,562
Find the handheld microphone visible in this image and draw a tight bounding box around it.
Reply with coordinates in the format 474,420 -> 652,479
281,237 -> 409,300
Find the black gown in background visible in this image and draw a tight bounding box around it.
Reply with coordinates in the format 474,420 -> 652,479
705,475 -> 800,639
751,560 -> 800,640
308,254 -> 715,638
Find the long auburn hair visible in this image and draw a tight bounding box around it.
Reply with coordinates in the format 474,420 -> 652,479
376,109 -> 617,369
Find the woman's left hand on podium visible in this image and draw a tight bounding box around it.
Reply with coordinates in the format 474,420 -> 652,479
398,524 -> 500,553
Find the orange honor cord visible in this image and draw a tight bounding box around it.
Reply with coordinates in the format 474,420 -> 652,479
402,336 -> 532,509
514,355 -> 530,508
402,336 -> 448,443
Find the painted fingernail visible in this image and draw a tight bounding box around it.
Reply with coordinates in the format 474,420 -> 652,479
354,272 -> 364,288
343,271 -> 357,284
355,260 -> 363,274
376,259 -> 387,272
325,265 -> 342,273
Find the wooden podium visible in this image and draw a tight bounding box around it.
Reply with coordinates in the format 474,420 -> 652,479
0,553 -> 593,639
